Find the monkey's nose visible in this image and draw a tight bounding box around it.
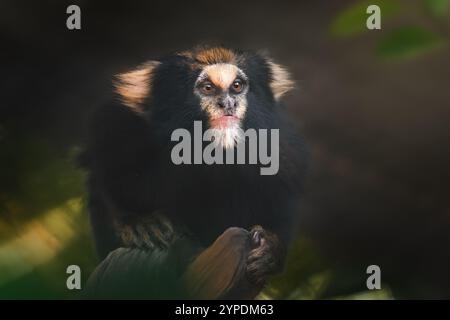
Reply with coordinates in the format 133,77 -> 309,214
218,98 -> 236,109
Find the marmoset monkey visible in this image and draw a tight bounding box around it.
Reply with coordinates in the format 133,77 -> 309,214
81,46 -> 307,299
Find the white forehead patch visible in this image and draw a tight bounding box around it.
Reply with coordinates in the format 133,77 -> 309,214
197,63 -> 246,90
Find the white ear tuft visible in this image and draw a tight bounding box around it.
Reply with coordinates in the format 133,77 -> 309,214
267,60 -> 295,101
114,61 -> 160,112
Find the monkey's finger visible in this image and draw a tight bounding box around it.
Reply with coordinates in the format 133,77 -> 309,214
251,231 -> 261,247
148,212 -> 175,245
148,224 -> 171,249
246,263 -> 268,286
135,224 -> 155,249
247,248 -> 265,262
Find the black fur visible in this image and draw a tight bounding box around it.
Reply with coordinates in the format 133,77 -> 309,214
81,49 -> 307,262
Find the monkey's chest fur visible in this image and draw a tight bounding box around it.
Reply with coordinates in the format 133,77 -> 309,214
156,163 -> 294,245
84,105 -> 302,255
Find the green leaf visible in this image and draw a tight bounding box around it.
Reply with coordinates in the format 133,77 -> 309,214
330,0 -> 400,37
425,0 -> 450,17
377,26 -> 444,60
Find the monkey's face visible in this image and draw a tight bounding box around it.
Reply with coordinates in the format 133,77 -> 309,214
114,47 -> 294,148
193,63 -> 249,148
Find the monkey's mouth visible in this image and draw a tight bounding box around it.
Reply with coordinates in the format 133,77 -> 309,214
210,115 -> 240,129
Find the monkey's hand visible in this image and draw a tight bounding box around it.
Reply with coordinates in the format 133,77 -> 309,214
246,225 -> 286,286
118,212 -> 176,250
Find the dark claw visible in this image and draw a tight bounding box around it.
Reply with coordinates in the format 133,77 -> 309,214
252,231 -> 261,246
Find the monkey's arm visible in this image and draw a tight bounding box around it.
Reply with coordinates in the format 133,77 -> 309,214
81,102 -> 166,257
82,102 -> 162,215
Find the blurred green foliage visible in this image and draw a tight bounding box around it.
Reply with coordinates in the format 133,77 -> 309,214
330,0 -> 400,37
0,134 -> 97,299
330,0 -> 449,60
377,26 -> 444,59
425,0 -> 450,17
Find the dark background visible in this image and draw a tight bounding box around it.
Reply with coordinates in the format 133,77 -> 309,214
1,0 -> 449,299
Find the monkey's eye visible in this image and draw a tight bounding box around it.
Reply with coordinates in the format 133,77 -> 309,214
231,79 -> 244,93
200,82 -> 215,95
